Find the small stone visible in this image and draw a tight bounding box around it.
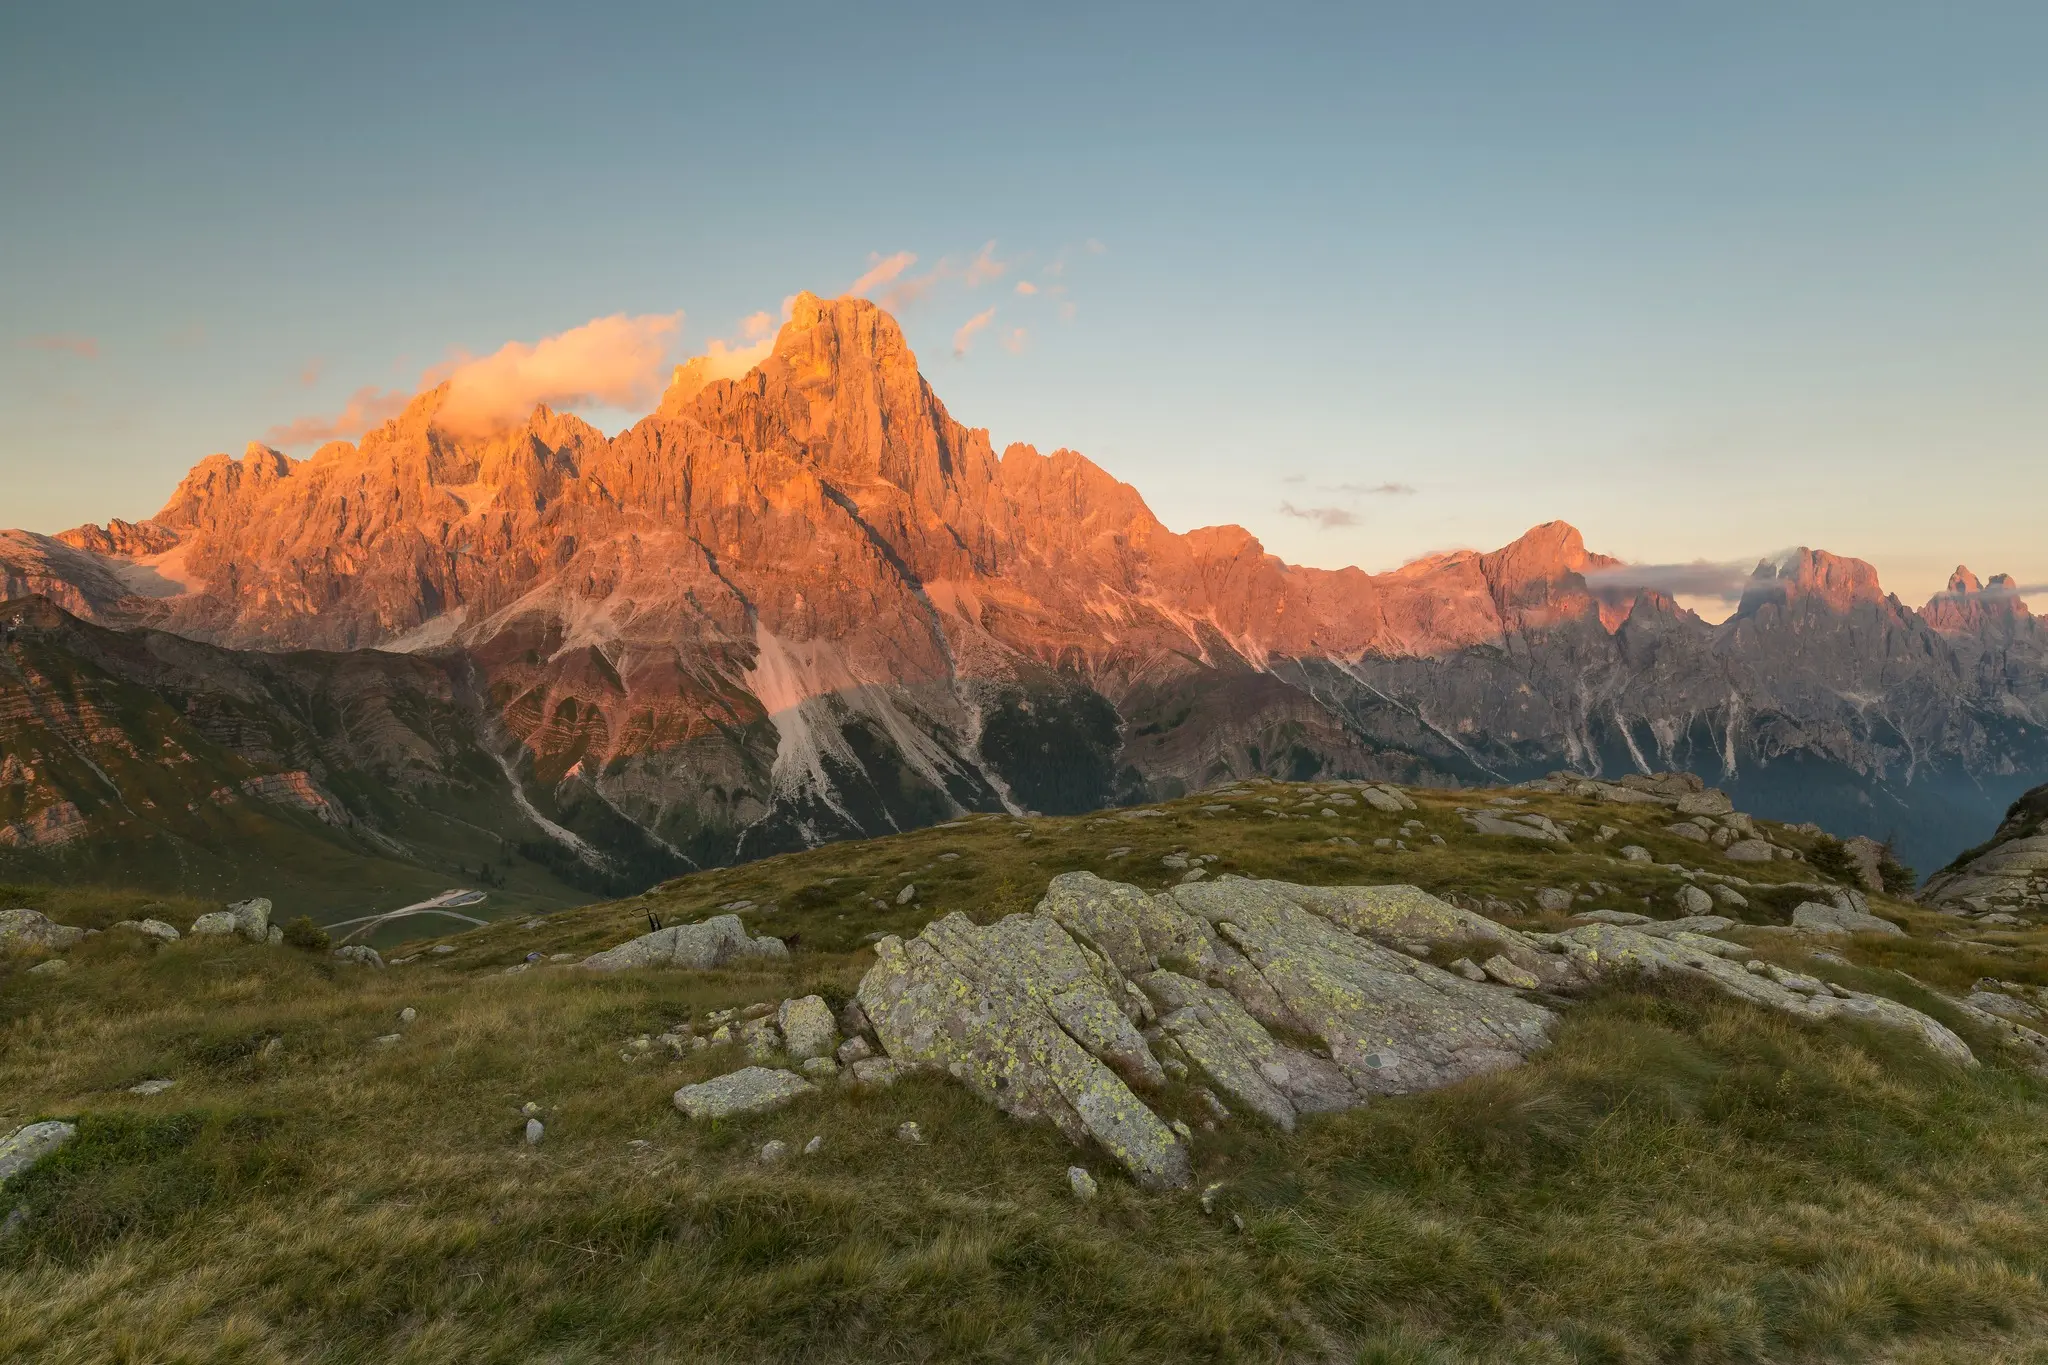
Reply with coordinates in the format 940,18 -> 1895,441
522,1102 -> 542,1117
895,1121 -> 924,1145
803,1135 -> 824,1155
1068,1166 -> 1099,1200
758,1139 -> 790,1165
430,944 -> 456,955
332,945 -> 385,968
1535,888 -> 1574,912
1620,845 -> 1653,863
1171,1118 -> 1194,1140
1449,957 -> 1488,982
371,1033 -> 401,1046
503,963 -> 529,975
800,1056 -> 839,1080
1480,955 -> 1540,989
398,1007 -> 417,1025
1712,885 -> 1749,908
127,1078 -> 176,1095
896,884 -> 918,904
524,1118 -> 544,1145
27,959 -> 67,976
835,1036 -> 874,1065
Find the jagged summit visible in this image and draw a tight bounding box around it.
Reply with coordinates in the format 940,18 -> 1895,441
5,293 -> 2045,880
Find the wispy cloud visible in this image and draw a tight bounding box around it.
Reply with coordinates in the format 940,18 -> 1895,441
1000,327 -> 1028,354
299,359 -> 324,388
737,310 -> 777,342
22,333 -> 98,359
964,240 -> 1008,287
262,385 -> 412,448
1328,481 -> 1415,496
429,312 -> 683,436
952,307 -> 997,357
850,251 -> 917,296
1582,560 -> 1756,604
1279,501 -> 1359,529
1014,280 -> 1038,296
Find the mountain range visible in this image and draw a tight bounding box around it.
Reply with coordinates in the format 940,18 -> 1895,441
4,292 -> 2045,913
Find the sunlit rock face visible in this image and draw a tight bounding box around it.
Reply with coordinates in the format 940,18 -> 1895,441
7,294 -> 2047,874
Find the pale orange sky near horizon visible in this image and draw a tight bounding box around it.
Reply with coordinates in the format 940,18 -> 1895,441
4,4 -> 2043,612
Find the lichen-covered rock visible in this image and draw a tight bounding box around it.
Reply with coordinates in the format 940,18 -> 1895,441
189,911 -> 238,938
1166,880 -> 1556,1098
581,914 -> 788,971
1724,839 -> 1776,863
777,996 -> 838,1061
1791,901 -> 1905,937
0,909 -> 85,954
738,1016 -> 782,1061
1546,924 -> 1970,1065
113,918 -> 181,943
1675,885 -> 1715,915
672,1066 -> 816,1120
332,944 -> 385,967
1141,969 -> 1354,1129
0,1120 -> 76,1187
228,898 -> 272,943
856,914 -> 1189,1190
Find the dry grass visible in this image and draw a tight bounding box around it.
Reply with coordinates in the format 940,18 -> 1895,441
5,781 -> 2048,1362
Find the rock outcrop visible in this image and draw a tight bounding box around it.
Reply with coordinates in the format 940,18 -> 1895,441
580,914 -> 788,971
1921,783 -> 2048,917
833,874 -> 1972,1185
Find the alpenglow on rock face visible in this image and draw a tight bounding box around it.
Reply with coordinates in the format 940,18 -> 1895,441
4,291 -> 2042,885
831,873 -> 1973,1186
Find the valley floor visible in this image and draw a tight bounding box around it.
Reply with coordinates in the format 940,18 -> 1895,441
6,781 -> 2048,1363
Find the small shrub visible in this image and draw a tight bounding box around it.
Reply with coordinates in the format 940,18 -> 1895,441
1878,840 -> 1916,895
281,915 -> 329,952
1806,836 -> 1858,883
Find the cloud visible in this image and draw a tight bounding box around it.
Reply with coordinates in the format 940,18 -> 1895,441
1014,280 -> 1038,296
1328,481 -> 1415,496
1279,501 -> 1359,529
299,359 -> 324,388
1085,238 -> 1108,254
1000,327 -> 1028,354
686,336 -> 774,383
22,333 -> 98,359
262,385 -> 412,448
850,251 -> 917,296
738,311 -> 777,342
965,240 -> 1007,287
430,311 -> 683,436
1581,560 -> 1756,604
952,307 -> 997,357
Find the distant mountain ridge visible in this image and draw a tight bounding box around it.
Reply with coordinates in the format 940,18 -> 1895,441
4,292 -> 2045,899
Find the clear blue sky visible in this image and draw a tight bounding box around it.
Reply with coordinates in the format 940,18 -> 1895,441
4,1 -> 2044,610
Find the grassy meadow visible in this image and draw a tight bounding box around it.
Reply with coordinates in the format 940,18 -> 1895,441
5,779 -> 2048,1362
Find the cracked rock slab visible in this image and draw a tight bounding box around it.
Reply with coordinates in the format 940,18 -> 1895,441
673,1066 -> 817,1120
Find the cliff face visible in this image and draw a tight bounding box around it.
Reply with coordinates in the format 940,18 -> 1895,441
6,293 -> 2046,880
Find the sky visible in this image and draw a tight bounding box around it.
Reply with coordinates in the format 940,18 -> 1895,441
3,2 -> 2045,618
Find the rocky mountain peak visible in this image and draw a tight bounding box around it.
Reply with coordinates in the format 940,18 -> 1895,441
1738,548 -> 1886,616
1924,566 -> 2035,635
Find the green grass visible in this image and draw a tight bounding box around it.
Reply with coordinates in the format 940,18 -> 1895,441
5,779 -> 2048,1362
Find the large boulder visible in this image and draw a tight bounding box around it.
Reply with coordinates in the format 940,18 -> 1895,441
581,914 -> 788,971
777,996 -> 838,1061
0,909 -> 85,954
228,898 -> 272,943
